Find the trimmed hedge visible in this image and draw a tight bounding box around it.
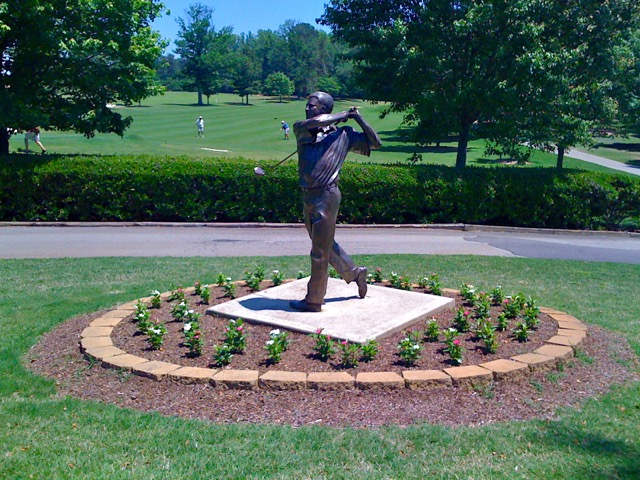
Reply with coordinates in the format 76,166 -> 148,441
1,154 -> 639,231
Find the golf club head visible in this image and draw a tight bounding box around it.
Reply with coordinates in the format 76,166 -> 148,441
254,166 -> 266,176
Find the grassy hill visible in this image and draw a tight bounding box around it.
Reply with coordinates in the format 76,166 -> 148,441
12,91 -> 627,174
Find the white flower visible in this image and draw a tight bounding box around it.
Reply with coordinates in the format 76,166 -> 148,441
412,344 -> 420,350
183,323 -> 192,332
188,309 -> 194,315
152,328 -> 161,335
272,270 -> 279,274
448,327 -> 457,333
151,290 -> 160,296
270,329 -> 281,337
266,339 -> 274,346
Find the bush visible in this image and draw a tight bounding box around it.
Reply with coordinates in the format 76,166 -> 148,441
1,154 -> 638,231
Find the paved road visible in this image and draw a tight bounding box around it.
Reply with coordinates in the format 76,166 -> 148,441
1,224 -> 638,264
566,148 -> 640,176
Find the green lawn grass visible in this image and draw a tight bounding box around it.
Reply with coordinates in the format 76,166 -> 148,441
1,255 -> 638,478
12,91 -> 628,174
576,134 -> 640,166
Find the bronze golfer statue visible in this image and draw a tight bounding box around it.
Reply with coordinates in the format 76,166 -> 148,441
290,92 -> 382,312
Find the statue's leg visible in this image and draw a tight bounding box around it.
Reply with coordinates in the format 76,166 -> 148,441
303,188 -> 340,305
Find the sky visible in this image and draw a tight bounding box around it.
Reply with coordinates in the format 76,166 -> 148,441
152,0 -> 331,52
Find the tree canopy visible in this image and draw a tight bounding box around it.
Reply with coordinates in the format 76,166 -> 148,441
0,0 -> 167,154
322,0 -> 640,168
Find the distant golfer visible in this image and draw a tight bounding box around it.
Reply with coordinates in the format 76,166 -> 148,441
196,116 -> 205,138
281,120 -> 290,140
24,128 -> 47,153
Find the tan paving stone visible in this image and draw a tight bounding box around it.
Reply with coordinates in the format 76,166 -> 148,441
556,328 -> 586,339
102,354 -> 148,370
548,312 -> 581,322
167,367 -> 217,384
556,320 -> 588,331
535,344 -> 574,360
308,372 -> 355,390
211,369 -> 259,390
443,365 -> 493,390
116,301 -> 138,311
100,309 -> 132,320
84,345 -> 126,360
79,336 -> 113,352
356,372 -> 404,390
539,307 -> 565,315
134,361 -> 181,381
546,335 -> 583,348
80,326 -> 113,338
511,353 -> 557,372
479,359 -> 530,382
259,371 -> 307,390
89,316 -> 125,327
403,370 -> 452,389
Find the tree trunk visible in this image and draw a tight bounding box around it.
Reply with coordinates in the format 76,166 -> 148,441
197,90 -> 204,106
556,145 -> 565,169
455,123 -> 470,169
0,127 -> 9,156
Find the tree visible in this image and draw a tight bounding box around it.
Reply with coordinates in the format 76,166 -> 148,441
231,36 -> 262,104
174,3 -> 234,106
263,72 -> 294,102
322,0 -> 640,168
482,0 -> 640,168
0,0 -> 166,154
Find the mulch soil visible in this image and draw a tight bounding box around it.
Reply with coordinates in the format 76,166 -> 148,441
26,282 -> 639,428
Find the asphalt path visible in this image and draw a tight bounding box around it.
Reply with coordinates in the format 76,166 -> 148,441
1,224 -> 638,264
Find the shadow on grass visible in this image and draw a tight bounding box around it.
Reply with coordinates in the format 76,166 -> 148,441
598,142 -> 640,152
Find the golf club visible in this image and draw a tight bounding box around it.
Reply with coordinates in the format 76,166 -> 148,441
254,150 -> 297,177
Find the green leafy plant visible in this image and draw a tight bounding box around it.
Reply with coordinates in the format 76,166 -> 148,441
265,329 -> 289,364
244,265 -> 266,291
453,307 -> 473,332
223,280 -> 237,299
147,320 -> 167,350
225,318 -> 246,353
390,272 -> 412,290
150,290 -> 162,309
199,285 -> 211,304
212,344 -> 233,367
296,270 -> 306,279
171,301 -> 189,322
473,292 -> 492,320
460,284 -> 477,303
397,331 -> 422,366
496,312 -> 509,331
216,273 -> 227,287
168,285 -> 186,303
502,296 -> 521,319
424,318 -> 441,342
193,281 -> 203,296
183,321 -> 204,357
338,340 -> 361,368
134,300 -> 151,333
360,339 -> 379,362
271,269 -> 284,286
490,285 -> 505,305
311,328 -> 336,361
424,273 -> 443,295
514,322 -> 530,342
373,267 -> 384,283
476,318 -> 498,354
443,328 -> 463,365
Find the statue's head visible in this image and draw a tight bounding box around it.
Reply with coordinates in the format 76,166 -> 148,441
308,91 -> 334,114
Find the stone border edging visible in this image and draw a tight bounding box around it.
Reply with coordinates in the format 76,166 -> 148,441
79,288 -> 588,391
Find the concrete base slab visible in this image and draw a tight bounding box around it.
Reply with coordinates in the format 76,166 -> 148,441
207,278 -> 454,343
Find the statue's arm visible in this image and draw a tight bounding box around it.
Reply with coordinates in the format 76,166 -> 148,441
349,108 -> 382,150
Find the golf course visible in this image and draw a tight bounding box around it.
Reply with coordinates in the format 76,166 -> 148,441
1,92 -> 639,478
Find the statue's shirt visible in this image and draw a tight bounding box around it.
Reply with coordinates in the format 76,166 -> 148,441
294,124 -> 371,188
